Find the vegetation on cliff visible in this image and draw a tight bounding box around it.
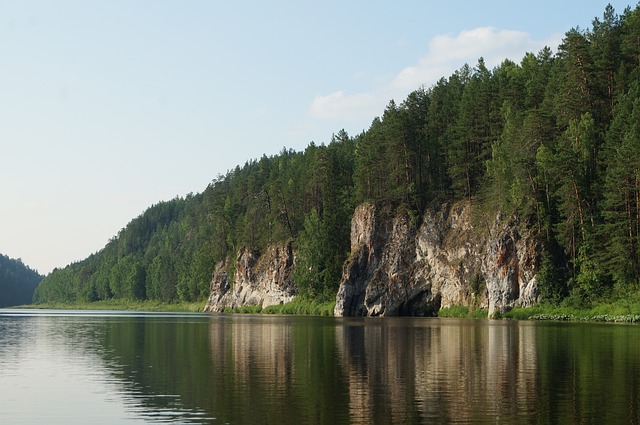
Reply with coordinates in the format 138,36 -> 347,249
35,4 -> 640,311
0,254 -> 43,307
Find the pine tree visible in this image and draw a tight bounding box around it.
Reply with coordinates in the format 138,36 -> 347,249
600,82 -> 640,285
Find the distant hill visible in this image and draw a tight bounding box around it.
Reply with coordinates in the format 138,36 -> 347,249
0,254 -> 43,307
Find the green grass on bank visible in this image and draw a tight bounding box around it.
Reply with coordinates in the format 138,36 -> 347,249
22,299 -> 207,312
20,294 -> 640,323
21,297 -> 336,316
225,298 -> 336,316
503,291 -> 640,323
438,296 -> 640,323
502,303 -> 640,323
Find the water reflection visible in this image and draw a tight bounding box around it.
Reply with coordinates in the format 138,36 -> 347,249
206,316 -> 351,424
1,310 -> 640,424
0,311 -> 217,425
335,318 -> 640,424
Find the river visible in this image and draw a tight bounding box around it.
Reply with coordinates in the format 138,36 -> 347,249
0,309 -> 638,424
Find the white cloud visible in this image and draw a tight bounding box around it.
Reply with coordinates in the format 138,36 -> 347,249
392,27 -> 562,91
253,106 -> 267,117
309,91 -> 380,121
308,26 -> 562,127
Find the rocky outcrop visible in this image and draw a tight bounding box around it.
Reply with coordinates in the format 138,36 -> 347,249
204,242 -> 296,312
334,201 -> 539,317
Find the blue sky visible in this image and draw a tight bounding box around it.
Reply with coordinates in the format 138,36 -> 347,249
1,0 -> 635,274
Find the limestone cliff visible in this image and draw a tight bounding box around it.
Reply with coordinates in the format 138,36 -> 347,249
204,242 -> 296,312
334,201 -> 539,317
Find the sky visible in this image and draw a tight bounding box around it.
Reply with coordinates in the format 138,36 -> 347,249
1,0 -> 636,274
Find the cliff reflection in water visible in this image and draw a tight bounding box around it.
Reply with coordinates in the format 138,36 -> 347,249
20,312 -> 637,424
97,314 -> 640,424
335,318 -> 539,423
335,318 -> 640,424
203,316 -> 543,424
207,316 -> 351,424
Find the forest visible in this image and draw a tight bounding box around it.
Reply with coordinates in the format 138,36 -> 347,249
34,4 -> 640,309
0,254 -> 43,307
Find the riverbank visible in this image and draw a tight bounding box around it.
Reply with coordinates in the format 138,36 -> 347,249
503,305 -> 640,323
18,297 -> 336,316
17,296 -> 640,323
223,298 -> 336,316
21,299 -> 206,312
439,297 -> 640,323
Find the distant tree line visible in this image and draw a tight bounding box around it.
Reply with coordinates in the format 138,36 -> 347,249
0,254 -> 43,307
34,4 -> 640,307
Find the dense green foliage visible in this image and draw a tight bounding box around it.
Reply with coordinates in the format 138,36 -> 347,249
35,4 -> 640,308
34,137 -> 355,304
0,254 -> 43,307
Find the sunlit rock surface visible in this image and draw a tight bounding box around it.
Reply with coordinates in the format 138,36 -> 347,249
204,242 -> 296,312
334,201 -> 539,317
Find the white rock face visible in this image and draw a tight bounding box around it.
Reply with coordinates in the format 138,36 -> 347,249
204,201 -> 539,317
334,201 -> 539,317
204,242 -> 296,312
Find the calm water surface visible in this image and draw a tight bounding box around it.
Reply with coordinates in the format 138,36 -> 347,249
0,309 -> 638,424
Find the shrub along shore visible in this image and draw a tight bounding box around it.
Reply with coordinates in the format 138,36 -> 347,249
20,299 -> 206,312
19,298 -> 336,316
439,297 -> 640,323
